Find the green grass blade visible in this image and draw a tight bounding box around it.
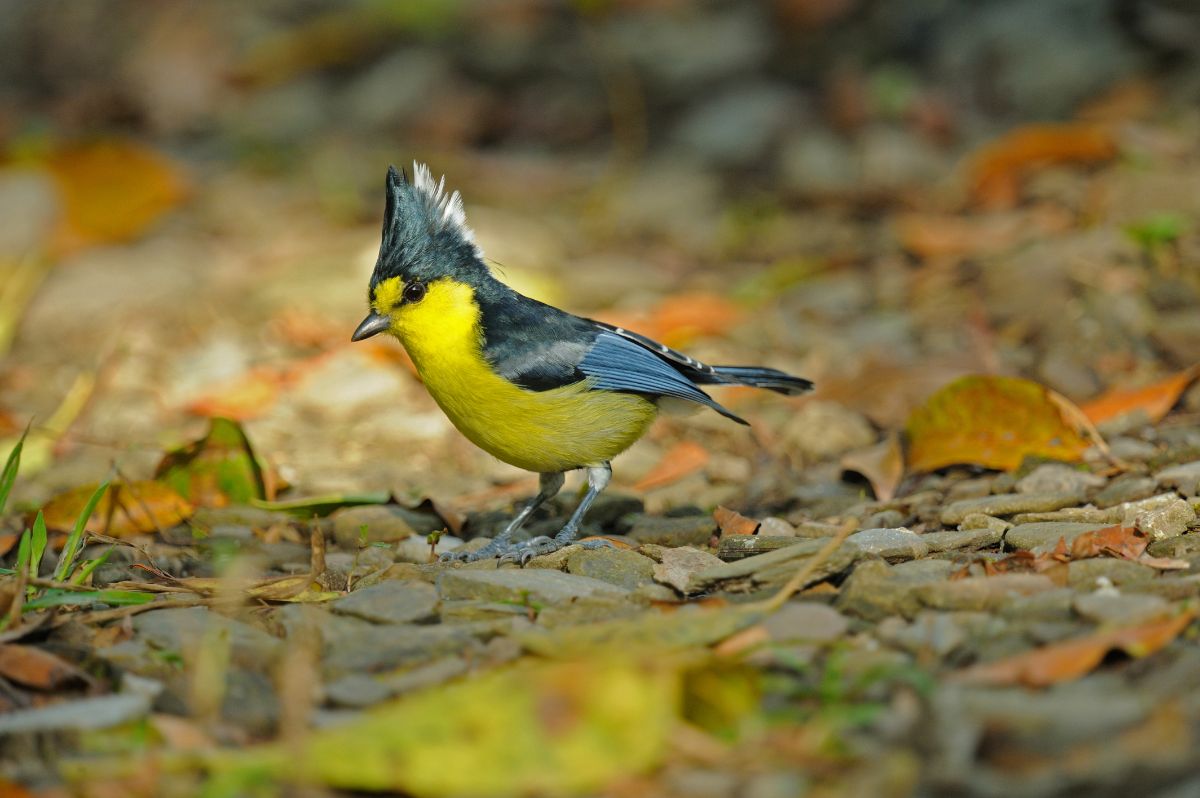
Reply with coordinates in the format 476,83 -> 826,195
22,588 -> 155,611
29,511 -> 47,580
14,529 -> 30,572
53,480 -> 109,582
71,547 -> 113,585
0,426 -> 27,515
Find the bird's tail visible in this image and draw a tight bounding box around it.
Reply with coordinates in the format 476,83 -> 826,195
705,366 -> 813,396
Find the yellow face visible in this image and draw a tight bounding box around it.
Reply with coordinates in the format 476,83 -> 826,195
370,276 -> 482,354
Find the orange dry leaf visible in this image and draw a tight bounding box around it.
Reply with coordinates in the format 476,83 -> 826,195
0,644 -> 87,690
905,375 -> 1093,473
187,367 -> 290,420
968,123 -> 1118,209
713,506 -> 760,536
42,481 -> 193,537
1080,367 -> 1200,426
598,292 -> 742,350
953,611 -> 1195,688
42,139 -> 189,255
633,441 -> 710,492
1070,524 -> 1148,561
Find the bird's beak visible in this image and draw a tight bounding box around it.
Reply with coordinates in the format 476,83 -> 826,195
351,311 -> 391,342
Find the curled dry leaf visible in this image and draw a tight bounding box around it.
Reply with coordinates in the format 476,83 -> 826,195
713,506 -> 760,536
953,610 -> 1196,688
1080,367 -> 1200,427
41,481 -> 193,538
841,432 -> 904,502
968,123 -> 1118,209
906,375 -> 1092,473
0,643 -> 88,690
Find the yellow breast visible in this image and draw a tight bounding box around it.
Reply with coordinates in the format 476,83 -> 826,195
380,278 -> 657,474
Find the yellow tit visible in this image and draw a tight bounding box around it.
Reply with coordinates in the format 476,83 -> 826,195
352,163 -> 811,564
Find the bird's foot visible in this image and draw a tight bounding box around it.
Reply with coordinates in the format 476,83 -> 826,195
439,537 -> 509,564
497,533 -> 612,566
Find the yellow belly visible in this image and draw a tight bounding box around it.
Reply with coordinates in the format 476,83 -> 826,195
386,279 -> 657,474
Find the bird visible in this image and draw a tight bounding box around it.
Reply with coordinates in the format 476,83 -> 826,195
351,163 -> 812,565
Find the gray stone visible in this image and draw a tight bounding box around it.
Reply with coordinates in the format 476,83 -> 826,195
396,534 -> 463,564
781,400 -> 877,461
332,504 -> 443,547
922,526 -> 1005,553
565,547 -> 655,590
846,527 -> 928,561
325,656 -> 468,708
340,49 -> 449,130
692,537 -> 858,594
836,559 -> 956,621
438,600 -> 530,623
130,607 -> 282,667
1067,558 -> 1157,589
436,568 -> 631,605
762,602 -> 848,643
1135,498 -> 1196,541
322,622 -> 491,677
941,493 -> 1083,525
780,128 -> 858,194
190,506 -> 293,535
652,546 -> 724,595
1095,476 -> 1158,508
1155,460 -> 1200,496
758,517 -> 797,537
1004,522 -> 1109,551
999,588 -> 1077,623
914,574 -> 1056,611
624,514 -> 717,547
331,580 -> 438,625
876,611 -> 975,657
675,82 -> 798,166
1148,533 -> 1200,559
0,693 -> 153,733
1015,464 -> 1105,496
1073,592 -> 1169,626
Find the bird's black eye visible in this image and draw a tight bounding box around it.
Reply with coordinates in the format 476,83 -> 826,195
403,281 -> 426,304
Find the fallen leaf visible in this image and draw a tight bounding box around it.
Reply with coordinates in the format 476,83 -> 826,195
186,366 -> 290,421
41,139 -> 189,254
954,610 -> 1196,687
1080,367 -> 1200,426
41,481 -> 193,537
1070,524 -> 1148,561
156,417 -> 267,507
713,506 -> 759,536
841,432 -> 904,501
0,644 -> 87,690
633,441 -> 710,492
968,123 -> 1118,209
183,658 -> 678,795
906,375 -> 1093,473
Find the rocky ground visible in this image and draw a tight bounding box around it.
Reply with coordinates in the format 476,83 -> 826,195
2,1 -> 1200,796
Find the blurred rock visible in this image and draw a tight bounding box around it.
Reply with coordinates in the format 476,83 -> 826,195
1016,464 -> 1105,496
332,580 -> 438,625
675,82 -> 800,167
341,49 -> 451,131
846,527 -> 928,561
565,547 -> 655,590
782,401 -> 876,461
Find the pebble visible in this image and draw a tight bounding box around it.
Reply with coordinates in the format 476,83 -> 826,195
758,517 -> 798,537
876,611 -> 972,657
999,589 -> 1077,623
1004,522 -> 1110,551
940,493 -> 1083,526
762,603 -> 849,643
1155,460 -> 1200,496
566,547 -> 656,590
1135,498 -> 1196,541
846,527 -> 929,561
913,574 -> 1056,611
436,568 -> 631,605
624,514 -> 717,547
781,400 -> 877,461
331,580 -> 439,625
1094,476 -> 1158,508
1015,464 -> 1105,496
836,559 -> 956,621
1073,592 -> 1170,626
126,607 -> 282,668
1147,534 -> 1200,558
395,535 -> 463,564
331,504 -> 440,546
0,693 -> 154,734
1067,558 -> 1157,589
922,525 -> 1005,553
652,546 -> 725,595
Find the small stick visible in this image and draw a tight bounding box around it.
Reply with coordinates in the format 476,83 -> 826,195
759,518 -> 857,613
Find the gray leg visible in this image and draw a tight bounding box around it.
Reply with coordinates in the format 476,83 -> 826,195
499,463 -> 613,566
440,472 -> 565,563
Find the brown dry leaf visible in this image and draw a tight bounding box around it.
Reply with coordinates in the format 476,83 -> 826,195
187,366 -> 291,421
0,534 -> 17,558
906,375 -> 1092,473
953,611 -> 1196,688
1080,367 -> 1200,426
42,139 -> 188,255
713,506 -> 759,537
840,433 -> 904,502
0,644 -> 87,690
42,481 -> 193,537
1070,524 -> 1148,561
633,441 -> 710,492
968,123 -> 1118,209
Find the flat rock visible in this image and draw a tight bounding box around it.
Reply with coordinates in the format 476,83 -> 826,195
436,568 -> 631,605
624,515 -> 717,547
652,546 -> 724,594
1015,464 -> 1105,496
1067,558 -> 1157,589
1155,460 -> 1200,495
999,588 -> 1077,622
331,504 -> 442,546
691,537 -> 858,593
1094,476 -> 1158,508
321,622 -> 492,677
130,607 -> 282,667
923,526 -> 1005,553
845,527 -> 928,561
1073,592 -> 1169,626
914,574 -> 1057,611
566,547 -> 655,590
762,602 -> 848,643
1134,498 -> 1196,541
0,693 -> 154,734
331,580 -> 438,624
1004,522 -> 1109,551
1148,533 -> 1200,558
325,656 -> 468,708
837,559 -> 956,621
941,493 -> 1083,525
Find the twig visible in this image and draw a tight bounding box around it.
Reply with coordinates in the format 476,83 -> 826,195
758,518 -> 857,613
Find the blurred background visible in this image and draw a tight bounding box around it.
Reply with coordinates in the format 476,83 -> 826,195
2,0 -> 1199,510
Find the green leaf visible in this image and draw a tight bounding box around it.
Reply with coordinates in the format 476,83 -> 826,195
53,481 -> 109,582
0,425 -> 27,515
250,492 -> 391,518
23,588 -> 155,610
155,417 -> 266,506
14,529 -> 31,572
71,547 -> 113,585
29,511 -> 46,580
